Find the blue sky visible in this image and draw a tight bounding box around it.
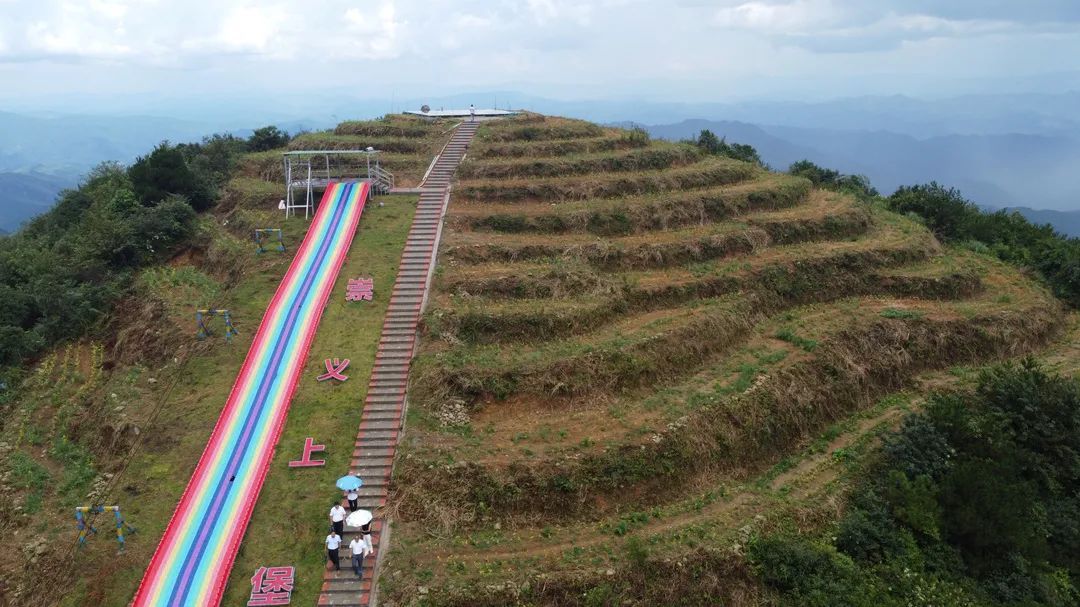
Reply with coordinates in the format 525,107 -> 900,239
1,0 -> 1079,109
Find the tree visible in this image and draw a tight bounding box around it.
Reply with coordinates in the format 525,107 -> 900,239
888,183 -> 1080,307
247,126 -> 290,152
178,134 -> 247,189
789,160 -> 878,201
693,129 -> 763,165
128,143 -> 213,211
0,156 -> 201,368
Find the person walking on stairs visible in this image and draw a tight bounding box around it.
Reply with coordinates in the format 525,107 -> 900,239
360,521 -> 374,556
469,104 -> 476,122
349,534 -> 372,578
345,488 -> 359,511
325,530 -> 342,571
329,502 -> 347,536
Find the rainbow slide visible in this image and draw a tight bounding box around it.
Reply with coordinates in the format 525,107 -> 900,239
133,182 -> 370,607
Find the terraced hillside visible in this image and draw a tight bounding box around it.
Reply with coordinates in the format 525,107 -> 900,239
379,115 -> 1069,604
238,114 -> 452,190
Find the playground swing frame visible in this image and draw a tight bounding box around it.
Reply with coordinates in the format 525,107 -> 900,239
253,228 -> 286,253
196,308 -> 239,342
75,505 -> 136,551
282,149 -> 390,219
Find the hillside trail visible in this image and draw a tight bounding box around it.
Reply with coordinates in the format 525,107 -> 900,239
425,397 -> 907,565
421,316 -> 1080,567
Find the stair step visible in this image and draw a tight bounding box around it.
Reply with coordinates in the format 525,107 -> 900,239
363,398 -> 403,407
361,411 -> 402,421
317,589 -> 370,602
357,428 -> 400,439
352,442 -> 396,454
350,464 -> 394,476
353,486 -> 389,498
359,416 -> 404,429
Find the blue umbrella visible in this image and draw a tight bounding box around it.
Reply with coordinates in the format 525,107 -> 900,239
336,475 -> 363,491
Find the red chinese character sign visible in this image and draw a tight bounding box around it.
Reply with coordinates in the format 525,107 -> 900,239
248,566 -> 294,605
317,358 -> 350,382
346,278 -> 374,302
287,437 -> 326,468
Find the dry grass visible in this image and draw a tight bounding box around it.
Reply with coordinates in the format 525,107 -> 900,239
446,173 -> 812,234
456,158 -> 760,203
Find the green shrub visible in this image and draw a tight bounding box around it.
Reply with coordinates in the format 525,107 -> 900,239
750,536 -> 876,606
129,143 -> 213,210
788,159 -> 878,201
0,162 -> 199,367
888,183 -> 1080,307
693,129 -> 763,165
756,361 -> 1080,606
246,126 -> 290,152
775,327 -> 818,352
880,307 -> 923,319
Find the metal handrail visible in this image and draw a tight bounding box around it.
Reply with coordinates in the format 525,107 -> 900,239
421,154 -> 440,184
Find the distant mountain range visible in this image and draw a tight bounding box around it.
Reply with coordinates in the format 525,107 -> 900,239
0,111 -> 328,234
636,119 -> 1080,237
0,172 -> 73,233
2,91 -> 1078,236
993,206 -> 1080,238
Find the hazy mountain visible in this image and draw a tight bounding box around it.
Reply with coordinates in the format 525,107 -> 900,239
995,207 -> 1080,238
0,172 -> 73,232
641,118 -> 1080,229
0,111 -> 224,175
4,91 -> 1079,232
0,111 -> 333,230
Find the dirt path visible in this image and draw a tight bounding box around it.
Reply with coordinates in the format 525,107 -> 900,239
422,399 -> 908,565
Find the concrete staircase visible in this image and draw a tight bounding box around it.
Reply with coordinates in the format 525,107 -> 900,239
317,120 -> 479,607
420,121 -> 477,189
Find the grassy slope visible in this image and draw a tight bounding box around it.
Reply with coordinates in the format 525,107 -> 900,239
0,115 -> 448,607
220,195 -> 416,606
45,195 -> 415,606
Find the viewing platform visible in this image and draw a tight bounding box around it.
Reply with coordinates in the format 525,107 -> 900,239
402,108 -> 519,119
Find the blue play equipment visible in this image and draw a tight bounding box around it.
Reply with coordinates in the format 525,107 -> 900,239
196,309 -> 239,342
76,505 -> 137,551
253,228 -> 286,254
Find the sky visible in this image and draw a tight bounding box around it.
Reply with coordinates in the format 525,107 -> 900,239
1,0 -> 1080,112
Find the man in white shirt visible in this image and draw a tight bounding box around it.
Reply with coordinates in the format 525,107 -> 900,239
329,502 -> 347,536
346,489 -> 359,512
349,535 -> 372,578
325,530 -> 342,570
469,104 -> 476,122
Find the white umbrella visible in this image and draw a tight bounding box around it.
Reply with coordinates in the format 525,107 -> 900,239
346,509 -> 373,527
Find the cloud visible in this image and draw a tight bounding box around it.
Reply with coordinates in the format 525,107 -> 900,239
715,0 -> 843,31
526,0 -> 594,26
0,0 -> 1078,102
713,0 -> 1071,53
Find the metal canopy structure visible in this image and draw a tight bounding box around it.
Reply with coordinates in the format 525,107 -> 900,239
282,149 -> 392,219
403,108 -> 519,119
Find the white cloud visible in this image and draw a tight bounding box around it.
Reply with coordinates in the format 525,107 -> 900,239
713,1 -> 1063,53
340,3 -> 404,59
715,0 -> 842,31
0,0 -> 1077,102
526,0 -> 594,26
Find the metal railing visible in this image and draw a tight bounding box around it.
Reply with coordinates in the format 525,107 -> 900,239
371,165 -> 395,194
